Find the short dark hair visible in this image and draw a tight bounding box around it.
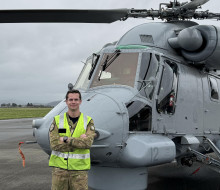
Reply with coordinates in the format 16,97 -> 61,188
65,90 -> 82,100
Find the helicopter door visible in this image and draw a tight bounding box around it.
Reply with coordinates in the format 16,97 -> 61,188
157,60 -> 178,115
202,75 -> 220,134
137,53 -> 159,100
153,59 -> 178,134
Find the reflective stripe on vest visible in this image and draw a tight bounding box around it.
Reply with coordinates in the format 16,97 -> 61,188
83,114 -> 88,130
49,112 -> 92,170
58,114 -> 87,130
59,114 -> 64,129
51,150 -> 90,159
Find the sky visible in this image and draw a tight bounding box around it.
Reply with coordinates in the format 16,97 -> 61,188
0,0 -> 220,105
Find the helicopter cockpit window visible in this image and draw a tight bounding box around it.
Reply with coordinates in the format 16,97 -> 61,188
90,52 -> 139,88
75,54 -> 99,90
209,77 -> 219,100
126,100 -> 152,131
137,53 -> 159,99
157,60 -> 178,114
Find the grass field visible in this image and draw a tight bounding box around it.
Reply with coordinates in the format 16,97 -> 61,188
0,108 -> 52,120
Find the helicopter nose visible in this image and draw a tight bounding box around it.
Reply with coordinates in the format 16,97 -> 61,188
80,92 -> 126,162
80,92 -> 125,139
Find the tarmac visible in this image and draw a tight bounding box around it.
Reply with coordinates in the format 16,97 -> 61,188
0,118 -> 220,190
0,118 -> 51,190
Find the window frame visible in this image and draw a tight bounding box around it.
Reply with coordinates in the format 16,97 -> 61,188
156,59 -> 179,115
136,52 -> 160,100
208,75 -> 219,101
126,100 -> 152,132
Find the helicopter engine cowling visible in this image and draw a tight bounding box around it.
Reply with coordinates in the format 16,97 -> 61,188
169,25 -> 220,70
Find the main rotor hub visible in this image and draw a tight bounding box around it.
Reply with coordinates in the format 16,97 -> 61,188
127,0 -> 212,21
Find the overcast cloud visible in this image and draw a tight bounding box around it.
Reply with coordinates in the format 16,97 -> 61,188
0,0 -> 220,104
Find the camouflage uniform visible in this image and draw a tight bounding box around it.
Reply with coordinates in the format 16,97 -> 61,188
49,112 -> 95,190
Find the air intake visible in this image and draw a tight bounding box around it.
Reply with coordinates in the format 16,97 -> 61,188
140,34 -> 154,44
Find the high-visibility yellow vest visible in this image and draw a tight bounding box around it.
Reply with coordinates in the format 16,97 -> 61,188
49,112 -> 92,170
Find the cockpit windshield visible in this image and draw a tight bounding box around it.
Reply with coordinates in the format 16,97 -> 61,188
74,57 -> 92,90
75,53 -> 100,90
90,52 -> 139,88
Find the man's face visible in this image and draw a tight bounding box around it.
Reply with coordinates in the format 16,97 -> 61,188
66,93 -> 82,112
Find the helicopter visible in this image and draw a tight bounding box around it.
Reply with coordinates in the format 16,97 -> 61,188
2,0 -> 220,189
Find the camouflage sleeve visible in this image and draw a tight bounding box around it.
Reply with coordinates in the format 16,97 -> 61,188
67,119 -> 96,149
49,119 -> 74,152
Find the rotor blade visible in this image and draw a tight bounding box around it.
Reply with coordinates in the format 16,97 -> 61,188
194,11 -> 220,20
205,12 -> 220,19
0,9 -> 129,23
180,0 -> 209,10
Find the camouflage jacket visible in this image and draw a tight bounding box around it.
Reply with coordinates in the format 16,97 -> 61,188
49,112 -> 96,152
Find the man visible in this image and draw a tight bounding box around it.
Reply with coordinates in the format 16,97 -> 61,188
49,89 -> 95,190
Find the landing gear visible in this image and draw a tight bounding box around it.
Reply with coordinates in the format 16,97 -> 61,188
188,137 -> 220,173
181,156 -> 194,167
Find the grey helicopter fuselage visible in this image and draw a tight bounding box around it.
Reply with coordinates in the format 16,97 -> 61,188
32,21 -> 220,190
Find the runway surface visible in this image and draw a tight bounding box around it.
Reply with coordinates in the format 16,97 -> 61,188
0,118 -> 51,190
0,118 -> 220,190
